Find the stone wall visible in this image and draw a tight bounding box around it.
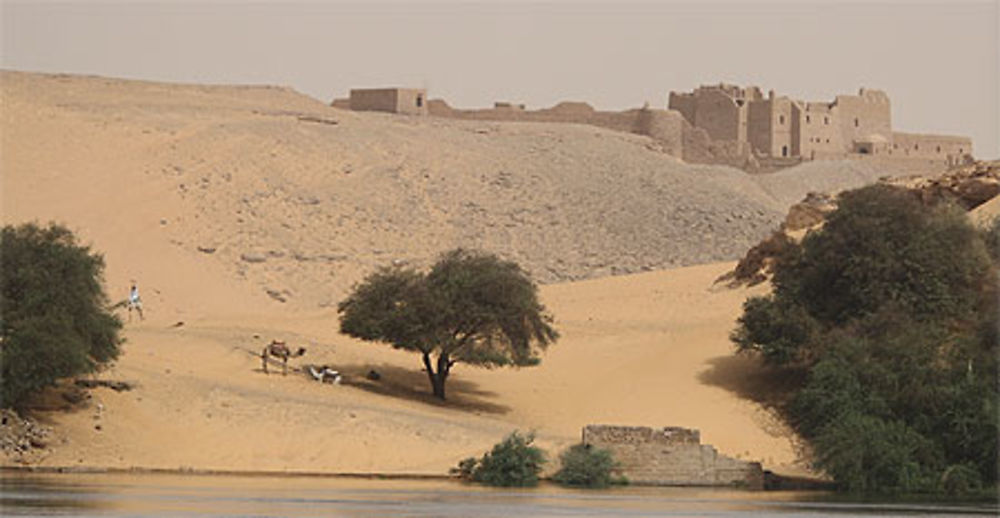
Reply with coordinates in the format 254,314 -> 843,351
428,99 -> 688,159
891,132 -> 972,167
346,88 -> 427,115
582,425 -> 764,488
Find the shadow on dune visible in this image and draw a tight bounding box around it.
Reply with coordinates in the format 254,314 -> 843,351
332,363 -> 511,415
698,354 -> 805,410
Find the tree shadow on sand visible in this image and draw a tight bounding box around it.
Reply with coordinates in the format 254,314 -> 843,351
698,354 -> 806,412
331,363 -> 511,416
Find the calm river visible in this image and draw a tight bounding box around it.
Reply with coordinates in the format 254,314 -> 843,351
1,472 -> 996,517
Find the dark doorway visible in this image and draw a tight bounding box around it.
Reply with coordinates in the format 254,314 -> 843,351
781,145 -> 788,157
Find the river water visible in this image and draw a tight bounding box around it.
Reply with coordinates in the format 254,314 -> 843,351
1,472 -> 996,517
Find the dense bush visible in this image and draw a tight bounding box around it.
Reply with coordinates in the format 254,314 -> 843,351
552,443 -> 623,488
453,431 -> 546,487
1,223 -> 122,409
731,185 -> 998,494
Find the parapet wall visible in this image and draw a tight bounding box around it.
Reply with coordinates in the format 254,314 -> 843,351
582,425 -> 764,488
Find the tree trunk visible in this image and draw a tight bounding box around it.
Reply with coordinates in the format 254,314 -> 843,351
422,352 -> 450,400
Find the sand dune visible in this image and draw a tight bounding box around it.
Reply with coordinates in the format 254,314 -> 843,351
0,70 -> 916,478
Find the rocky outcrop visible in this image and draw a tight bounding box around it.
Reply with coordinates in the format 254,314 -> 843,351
1,409 -> 52,464
885,160 -> 1000,210
725,160 -> 1000,287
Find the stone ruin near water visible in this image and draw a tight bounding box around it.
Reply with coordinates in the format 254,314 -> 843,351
582,425 -> 764,489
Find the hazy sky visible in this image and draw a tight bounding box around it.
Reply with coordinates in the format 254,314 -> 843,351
3,1 -> 998,157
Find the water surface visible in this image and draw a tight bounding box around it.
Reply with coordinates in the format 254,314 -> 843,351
1,472 -> 996,517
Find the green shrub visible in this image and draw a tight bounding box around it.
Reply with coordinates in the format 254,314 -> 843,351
939,463 -> 983,496
456,431 -> 546,487
730,184 -> 999,494
0,223 -> 122,409
552,443 -> 623,488
814,413 -> 939,494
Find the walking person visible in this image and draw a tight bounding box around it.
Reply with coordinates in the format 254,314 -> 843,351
128,282 -> 144,322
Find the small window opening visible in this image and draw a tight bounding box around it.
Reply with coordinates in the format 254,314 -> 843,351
936,146 -> 941,153
914,143 -> 919,150
781,145 -> 788,157
416,95 -> 423,108
806,115 -> 811,123
779,115 -> 785,125
824,116 -> 829,125
854,118 -> 859,127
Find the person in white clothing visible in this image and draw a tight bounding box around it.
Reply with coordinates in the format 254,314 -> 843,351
128,282 -> 144,321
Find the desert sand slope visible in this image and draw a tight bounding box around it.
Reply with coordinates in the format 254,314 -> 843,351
4,71 -> 894,311
0,70 -> 912,478
20,263 -> 806,476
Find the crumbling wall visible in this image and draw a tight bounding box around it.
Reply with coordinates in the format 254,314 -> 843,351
582,425 -> 764,488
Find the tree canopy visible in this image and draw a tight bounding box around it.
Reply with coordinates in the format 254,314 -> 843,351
731,185 -> 998,494
1,223 -> 123,409
338,249 -> 558,399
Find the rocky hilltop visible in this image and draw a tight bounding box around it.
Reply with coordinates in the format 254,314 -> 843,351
3,71 -> 916,309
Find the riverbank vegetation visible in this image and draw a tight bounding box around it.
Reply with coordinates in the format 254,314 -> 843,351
732,185 -> 998,495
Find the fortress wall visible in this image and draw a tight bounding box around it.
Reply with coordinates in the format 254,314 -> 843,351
692,89 -> 742,142
636,109 -> 686,156
668,92 -> 697,126
349,88 -> 399,113
393,88 -> 428,116
583,425 -> 764,488
834,89 -> 892,146
348,88 -> 427,115
891,132 -> 972,166
798,102 -> 845,159
747,100 -> 772,156
767,98 -> 795,158
330,98 -> 351,110
427,100 -> 686,159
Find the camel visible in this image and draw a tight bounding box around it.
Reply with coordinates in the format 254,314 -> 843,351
260,340 -> 306,375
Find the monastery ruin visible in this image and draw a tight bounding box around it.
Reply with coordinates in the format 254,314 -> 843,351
582,425 -> 765,488
332,84 -> 972,173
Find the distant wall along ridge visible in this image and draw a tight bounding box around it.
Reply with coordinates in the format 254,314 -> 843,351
334,84 -> 972,173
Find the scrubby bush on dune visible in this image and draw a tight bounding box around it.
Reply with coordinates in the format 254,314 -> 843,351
731,185 -> 998,494
1,223 -> 122,409
454,431 -> 546,487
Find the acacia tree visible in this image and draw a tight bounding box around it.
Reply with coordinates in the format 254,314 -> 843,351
1,223 -> 123,409
338,249 -> 558,400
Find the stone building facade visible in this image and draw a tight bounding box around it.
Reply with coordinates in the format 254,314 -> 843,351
582,425 -> 764,488
332,84 -> 972,173
344,88 -> 428,116
668,83 -> 971,168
